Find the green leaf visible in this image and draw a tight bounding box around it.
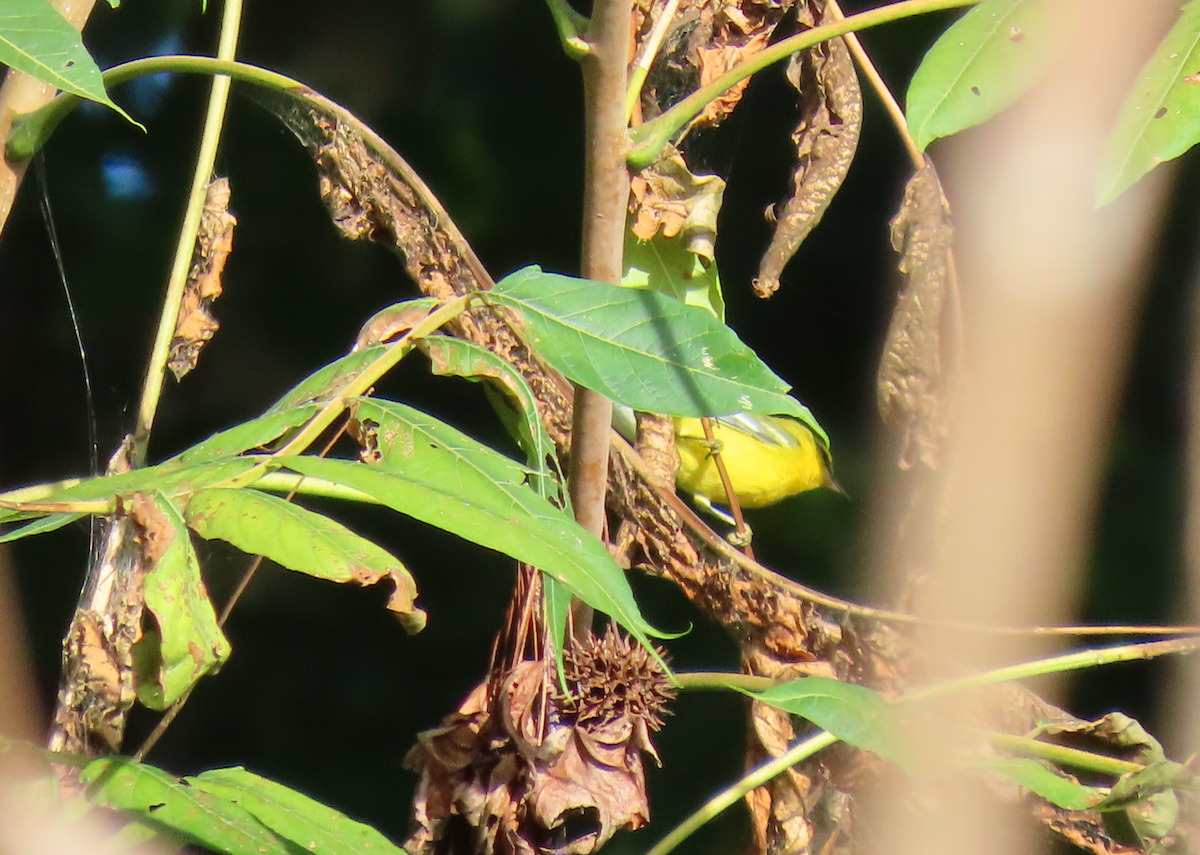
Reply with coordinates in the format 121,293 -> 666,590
81,758 -> 298,855
131,492 -> 230,710
40,458 -> 258,506
543,573 -> 573,687
0,511 -> 82,543
489,267 -> 819,430
0,0 -> 137,124
171,405 -> 321,466
1096,0 -> 1200,205
267,344 -> 390,413
973,757 -> 1100,810
184,488 -> 425,632
188,767 -> 407,855
622,231 -> 725,321
418,335 -> 563,502
905,0 -> 1061,151
742,677 -> 900,762
280,401 -> 673,649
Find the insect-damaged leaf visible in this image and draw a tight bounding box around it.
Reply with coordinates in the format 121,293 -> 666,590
754,0 -> 862,299
0,0 -> 136,124
129,492 -> 230,710
1096,0 -> 1200,205
877,159 -> 956,470
168,177 -> 236,381
184,488 -> 426,633
188,767 -> 408,855
80,758 -> 299,855
905,0 -> 1063,152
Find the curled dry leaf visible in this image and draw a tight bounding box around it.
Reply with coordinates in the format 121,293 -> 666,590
629,149 -> 724,254
49,514 -> 146,755
636,0 -> 794,131
754,0 -> 862,298
168,177 -> 235,381
876,158 -> 956,470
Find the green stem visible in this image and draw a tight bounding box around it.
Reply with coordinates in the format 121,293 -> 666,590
543,0 -> 591,58
987,732 -> 1142,778
7,57 -> 305,161
251,472 -> 380,505
645,636 -> 1199,855
627,0 -> 979,169
131,1 -> 246,467
675,672 -> 775,692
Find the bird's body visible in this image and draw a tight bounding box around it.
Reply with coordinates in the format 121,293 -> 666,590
674,412 -> 837,509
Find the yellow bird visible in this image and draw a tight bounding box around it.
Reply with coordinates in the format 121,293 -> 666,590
673,412 -> 842,519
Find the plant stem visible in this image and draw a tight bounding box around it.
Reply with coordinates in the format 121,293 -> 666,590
644,635 -> 1200,855
568,0 -> 631,640
626,0 -> 682,122
7,57 -> 305,161
543,0 -> 591,58
986,732 -> 1141,778
131,0 -> 245,467
628,0 -> 979,169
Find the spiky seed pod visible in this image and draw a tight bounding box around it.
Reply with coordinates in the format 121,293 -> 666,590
562,624 -> 676,731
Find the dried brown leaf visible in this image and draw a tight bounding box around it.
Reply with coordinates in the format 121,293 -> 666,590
877,158 -> 957,470
629,149 -> 724,255
638,0 -> 794,131
754,0 -> 862,298
168,177 -> 235,381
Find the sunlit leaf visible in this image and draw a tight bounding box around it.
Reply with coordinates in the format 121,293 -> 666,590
1096,0 -> 1200,205
489,267 -> 823,439
279,400 -> 673,649
184,488 -> 424,632
742,676 -> 900,762
38,459 -> 257,506
0,0 -> 136,123
905,0 -> 1061,151
171,405 -> 321,466
267,344 -> 389,413
0,511 -> 82,543
81,758 -> 295,855
622,231 -> 724,320
189,767 -> 407,855
130,492 -> 229,710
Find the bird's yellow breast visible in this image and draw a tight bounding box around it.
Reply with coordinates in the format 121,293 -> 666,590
674,415 -> 833,508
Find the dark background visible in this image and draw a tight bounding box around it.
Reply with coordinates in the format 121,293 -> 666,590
0,2 -> 1195,852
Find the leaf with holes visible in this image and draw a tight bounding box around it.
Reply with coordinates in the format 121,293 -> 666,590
906,0 -> 1061,151
1097,0 -> 1200,205
0,0 -> 136,123
184,488 -> 424,633
489,266 -> 824,440
129,492 -> 229,710
80,758 -> 295,855
189,767 -> 407,855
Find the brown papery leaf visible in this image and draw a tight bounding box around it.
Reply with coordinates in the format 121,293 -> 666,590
629,149 -> 724,252
876,158 -> 956,470
753,0 -> 862,298
167,177 -> 235,381
637,0 -> 794,132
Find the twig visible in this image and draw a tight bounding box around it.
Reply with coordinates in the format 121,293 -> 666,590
626,0 -> 682,122
130,0 -> 245,466
543,0 -> 591,58
699,416 -> 753,558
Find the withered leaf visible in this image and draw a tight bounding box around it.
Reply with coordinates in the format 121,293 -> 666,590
168,177 -> 235,381
877,157 -> 956,470
637,0 -> 795,132
754,0 -> 862,298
